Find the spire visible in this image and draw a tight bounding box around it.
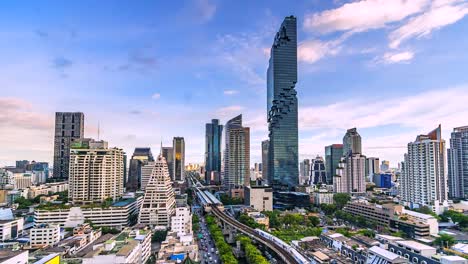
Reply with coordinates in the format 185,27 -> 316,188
160,138 -> 163,156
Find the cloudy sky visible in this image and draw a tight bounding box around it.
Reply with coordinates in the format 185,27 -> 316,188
1,0 -> 468,168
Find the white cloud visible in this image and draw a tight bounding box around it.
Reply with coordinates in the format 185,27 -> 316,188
223,89 -> 239,95
381,50 -> 415,63
152,93 -> 161,100
389,0 -> 468,48
195,0 -> 217,22
304,0 -> 430,34
298,39 -> 343,64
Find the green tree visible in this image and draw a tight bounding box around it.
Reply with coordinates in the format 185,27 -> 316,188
14,197 -> 33,209
434,234 -> 456,248
333,193 -> 351,209
320,203 -> 337,215
152,230 -> 168,242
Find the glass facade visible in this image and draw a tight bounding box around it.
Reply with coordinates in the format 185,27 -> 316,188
205,119 -> 223,184
173,137 -> 185,182
325,144 -> 343,184
267,16 -> 299,190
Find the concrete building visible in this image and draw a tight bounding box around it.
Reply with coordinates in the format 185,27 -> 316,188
69,139 -> 124,204
312,190 -> 334,206
0,218 -> 23,241
366,157 -> 380,182
311,156 -> 327,185
173,137 -> 185,182
30,224 -> 61,248
224,115 -> 250,190
334,154 -> 366,194
138,154 -> 176,228
171,207 -> 192,236
162,147 -> 174,181
126,148 -> 154,192
53,112 -> 84,179
267,16 -> 299,191
0,169 -> 14,190
400,125 -> 448,212
140,161 -> 155,191
448,126 -> 468,199
33,197 -> 141,229
325,144 -> 343,184
367,246 -> 407,264
81,227 -> 151,264
13,173 -> 33,190
244,185 -> 273,212
205,119 -> 223,185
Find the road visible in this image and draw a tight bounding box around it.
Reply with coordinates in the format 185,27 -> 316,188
193,205 -> 221,264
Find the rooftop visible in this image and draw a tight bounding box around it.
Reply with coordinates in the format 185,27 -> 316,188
369,246 -> 401,261
396,240 -> 436,251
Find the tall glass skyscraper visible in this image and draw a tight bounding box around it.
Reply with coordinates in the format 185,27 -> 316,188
325,144 -> 343,184
205,119 -> 223,184
267,16 -> 299,190
173,137 -> 185,182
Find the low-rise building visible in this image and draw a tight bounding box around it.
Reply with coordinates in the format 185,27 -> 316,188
30,224 -> 62,248
312,190 -> 334,205
171,207 -> 192,236
0,249 -> 28,264
157,232 -> 199,263
0,218 -> 24,241
244,185 -> 273,212
34,197 -> 141,229
367,246 -> 407,263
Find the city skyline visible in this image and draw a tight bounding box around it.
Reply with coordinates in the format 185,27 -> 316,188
2,1 -> 468,167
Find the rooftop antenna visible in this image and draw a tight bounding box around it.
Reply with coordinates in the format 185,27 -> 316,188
160,138 -> 163,155
97,121 -> 100,140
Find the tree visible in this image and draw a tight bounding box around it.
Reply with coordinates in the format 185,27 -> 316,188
435,234 -> 456,248
14,197 -> 33,209
333,193 -> 351,209
307,216 -> 320,227
320,204 -> 337,215
152,230 -> 168,242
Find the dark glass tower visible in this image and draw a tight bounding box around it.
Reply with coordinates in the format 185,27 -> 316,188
173,137 -> 185,182
126,148 -> 154,192
267,16 -> 298,190
53,112 -> 84,179
205,119 -> 223,184
325,144 -> 343,184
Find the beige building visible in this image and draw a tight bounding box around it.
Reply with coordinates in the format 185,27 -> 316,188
244,185 -> 273,212
313,190 -> 334,205
69,139 -> 124,204
334,154 -> 367,194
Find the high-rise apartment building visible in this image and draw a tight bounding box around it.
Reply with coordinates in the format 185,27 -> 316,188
325,144 -> 343,184
343,128 -> 362,155
366,157 -> 380,182
162,147 -> 174,180
172,137 -> 185,182
53,112 -> 84,179
448,126 -> 468,199
400,125 -> 448,211
69,139 -> 124,204
334,154 -> 366,194
126,148 -> 154,192
267,16 -> 299,190
311,156 -> 327,185
261,140 -> 269,182
224,115 -> 250,190
205,119 -> 223,184
138,154 -> 175,228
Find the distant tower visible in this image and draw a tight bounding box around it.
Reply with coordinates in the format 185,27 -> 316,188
224,115 -> 250,190
448,126 -> 468,199
261,140 -> 269,182
267,16 -> 299,190
343,128 -> 362,156
325,144 -> 343,184
162,147 -> 174,180
138,154 -> 176,228
126,148 -> 154,192
311,157 -> 326,185
53,112 -> 84,179
366,157 -> 380,182
173,137 -> 185,182
205,119 -> 223,185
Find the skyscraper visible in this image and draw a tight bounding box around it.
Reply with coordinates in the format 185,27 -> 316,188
173,137 -> 185,182
162,147 -> 174,180
447,126 -> 468,199
343,128 -> 362,155
69,139 -> 124,204
325,144 -> 343,184
138,154 -> 175,228
267,16 -> 299,190
311,156 -> 327,185
400,125 -> 448,211
126,148 -> 154,192
205,119 -> 223,184
334,154 -> 366,194
224,115 -> 250,190
53,112 -> 84,179
261,140 -> 269,181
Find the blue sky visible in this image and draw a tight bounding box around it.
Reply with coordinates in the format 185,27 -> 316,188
1,0 -> 468,167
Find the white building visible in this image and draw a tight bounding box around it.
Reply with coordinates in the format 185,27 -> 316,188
34,197 -> 141,229
171,207 -> 192,236
69,139 -> 124,204
313,190 -> 334,205
400,125 -> 448,212
334,154 -> 366,194
244,185 -> 273,212
0,218 -> 24,241
140,161 -> 155,191
402,208 -> 439,235
13,173 -> 33,190
138,154 -> 175,228
30,224 -> 61,248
